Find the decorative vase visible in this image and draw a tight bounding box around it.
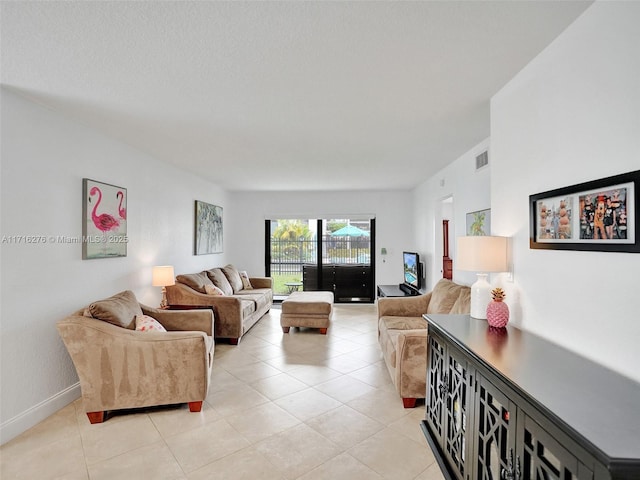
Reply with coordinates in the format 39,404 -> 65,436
486,288 -> 509,328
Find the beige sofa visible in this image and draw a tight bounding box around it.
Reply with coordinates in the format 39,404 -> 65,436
166,264 -> 272,344
57,290 -> 214,423
377,279 -> 470,408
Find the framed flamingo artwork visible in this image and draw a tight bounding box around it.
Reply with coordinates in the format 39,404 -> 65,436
82,178 -> 127,259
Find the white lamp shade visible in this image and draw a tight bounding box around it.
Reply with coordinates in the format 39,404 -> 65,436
152,266 -> 175,287
457,236 -> 508,320
456,236 -> 508,273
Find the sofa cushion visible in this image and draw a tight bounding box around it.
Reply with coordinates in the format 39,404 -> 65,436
239,270 -> 253,290
426,279 -> 465,314
234,292 -> 269,311
222,264 -> 244,293
239,298 -> 256,319
204,284 -> 226,296
450,288 -> 471,314
176,272 -> 213,294
89,290 -> 142,330
206,268 -> 234,296
135,314 -> 167,332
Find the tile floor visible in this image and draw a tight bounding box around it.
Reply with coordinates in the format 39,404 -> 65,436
0,304 -> 445,480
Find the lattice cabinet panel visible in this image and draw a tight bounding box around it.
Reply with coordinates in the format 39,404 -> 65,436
444,350 -> 471,480
519,414 -> 593,480
426,334 -> 446,444
475,376 -> 518,480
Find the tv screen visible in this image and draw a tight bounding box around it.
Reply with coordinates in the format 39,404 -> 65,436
403,251 -> 420,291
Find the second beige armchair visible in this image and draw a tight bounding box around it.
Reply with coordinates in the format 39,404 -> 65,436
57,290 -> 215,424
377,279 -> 471,407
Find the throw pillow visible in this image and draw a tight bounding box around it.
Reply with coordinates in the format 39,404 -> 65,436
176,272 -> 214,294
206,268 -> 234,296
239,270 -> 253,290
222,264 -> 244,293
135,314 -> 167,332
89,290 -> 143,330
204,284 -> 225,296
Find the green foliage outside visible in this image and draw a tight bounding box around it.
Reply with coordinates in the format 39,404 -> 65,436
271,273 -> 304,295
272,220 -> 312,240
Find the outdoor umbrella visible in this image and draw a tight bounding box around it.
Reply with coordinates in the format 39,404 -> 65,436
330,224 -> 369,263
331,225 -> 370,236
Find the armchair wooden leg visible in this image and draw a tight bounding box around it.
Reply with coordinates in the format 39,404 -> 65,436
188,401 -> 203,412
228,338 -> 239,345
319,328 -> 327,334
282,327 -> 290,333
402,398 -> 417,408
86,411 -> 105,424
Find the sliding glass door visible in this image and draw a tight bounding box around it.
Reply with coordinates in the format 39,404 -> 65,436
266,219 -> 317,296
266,217 -> 375,302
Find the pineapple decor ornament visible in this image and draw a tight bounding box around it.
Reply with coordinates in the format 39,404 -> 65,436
486,288 -> 510,328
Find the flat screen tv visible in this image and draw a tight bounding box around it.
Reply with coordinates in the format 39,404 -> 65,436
402,251 -> 421,293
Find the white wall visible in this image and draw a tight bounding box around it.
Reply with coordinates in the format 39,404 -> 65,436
226,190 -> 413,287
491,2 -> 640,382
0,89 -> 230,443
413,138 -> 491,291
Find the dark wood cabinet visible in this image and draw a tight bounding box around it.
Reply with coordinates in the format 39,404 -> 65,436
422,314 -> 640,480
302,264 -> 373,303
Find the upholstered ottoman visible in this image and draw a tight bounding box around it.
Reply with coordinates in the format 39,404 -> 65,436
281,291 -> 334,334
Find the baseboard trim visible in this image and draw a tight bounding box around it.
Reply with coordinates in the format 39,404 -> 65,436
0,382 -> 81,445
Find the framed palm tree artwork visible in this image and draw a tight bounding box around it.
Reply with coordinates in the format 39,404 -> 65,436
466,209 -> 491,236
194,200 -> 223,255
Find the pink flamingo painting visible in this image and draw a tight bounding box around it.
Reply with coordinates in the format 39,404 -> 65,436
90,187 -> 120,233
116,191 -> 127,220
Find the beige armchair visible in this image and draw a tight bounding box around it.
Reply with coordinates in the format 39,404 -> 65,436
57,290 -> 214,424
377,279 -> 470,407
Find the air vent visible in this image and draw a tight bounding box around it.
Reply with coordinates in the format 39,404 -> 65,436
476,151 -> 488,170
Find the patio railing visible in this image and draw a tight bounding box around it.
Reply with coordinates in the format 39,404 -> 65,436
269,235 -> 371,294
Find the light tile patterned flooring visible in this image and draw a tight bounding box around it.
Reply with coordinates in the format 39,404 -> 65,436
1,304 -> 445,480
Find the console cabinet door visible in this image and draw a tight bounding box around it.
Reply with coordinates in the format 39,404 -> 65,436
443,345 -> 472,480
518,413 -> 593,480
426,334 -> 447,445
474,374 -> 595,480
474,374 -> 518,480
426,333 -> 472,480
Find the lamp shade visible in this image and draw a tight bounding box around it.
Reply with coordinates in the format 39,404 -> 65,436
152,266 -> 175,287
456,236 -> 508,273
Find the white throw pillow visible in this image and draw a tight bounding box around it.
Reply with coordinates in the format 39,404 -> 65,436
204,284 -> 226,296
135,314 -> 167,332
239,270 -> 253,290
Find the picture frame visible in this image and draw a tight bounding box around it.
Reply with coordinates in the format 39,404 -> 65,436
194,200 -> 223,255
529,169 -> 639,252
466,208 -> 491,236
82,178 -> 127,259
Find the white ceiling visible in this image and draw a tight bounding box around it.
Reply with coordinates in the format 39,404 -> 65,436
1,1 -> 592,192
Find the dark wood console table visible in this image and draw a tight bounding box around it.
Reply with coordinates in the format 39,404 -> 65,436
422,314 -> 640,480
303,264 -> 373,303
377,284 -> 424,297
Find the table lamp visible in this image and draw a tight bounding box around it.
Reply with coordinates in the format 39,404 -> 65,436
152,265 -> 175,309
456,236 -> 508,319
